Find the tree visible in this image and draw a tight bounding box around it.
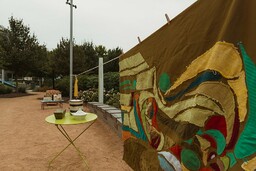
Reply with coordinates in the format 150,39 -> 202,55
50,38 -> 87,77
104,47 -> 123,72
0,25 -> 6,68
50,38 -> 70,76
81,42 -> 98,74
27,44 -> 48,86
50,39 -> 123,80
0,16 -> 46,90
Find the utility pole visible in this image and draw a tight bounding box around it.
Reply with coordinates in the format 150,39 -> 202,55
66,0 -> 77,100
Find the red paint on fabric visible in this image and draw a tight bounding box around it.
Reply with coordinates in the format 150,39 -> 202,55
226,108 -> 240,150
205,115 -> 227,138
202,134 -> 217,148
199,167 -> 213,171
151,98 -> 159,130
169,145 -> 182,160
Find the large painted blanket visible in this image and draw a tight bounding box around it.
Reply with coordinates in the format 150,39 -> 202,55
119,0 -> 256,170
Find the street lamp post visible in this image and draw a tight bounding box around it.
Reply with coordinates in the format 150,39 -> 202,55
66,0 -> 77,100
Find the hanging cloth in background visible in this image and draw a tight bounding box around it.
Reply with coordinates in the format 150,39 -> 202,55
74,76 -> 79,98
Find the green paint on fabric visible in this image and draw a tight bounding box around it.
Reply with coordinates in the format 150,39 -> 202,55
120,80 -> 131,86
133,99 -> 147,141
133,80 -> 137,90
121,98 -> 147,141
226,152 -> 237,168
181,149 -> 201,171
204,129 -> 226,155
159,73 -> 171,92
197,129 -> 203,135
184,138 -> 193,145
234,43 -> 256,159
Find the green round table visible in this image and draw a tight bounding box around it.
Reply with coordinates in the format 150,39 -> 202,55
45,112 -> 97,125
45,112 -> 97,169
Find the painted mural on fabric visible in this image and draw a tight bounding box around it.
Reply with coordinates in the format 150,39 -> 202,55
119,42 -> 256,171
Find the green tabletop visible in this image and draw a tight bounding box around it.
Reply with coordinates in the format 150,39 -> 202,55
45,113 -> 97,125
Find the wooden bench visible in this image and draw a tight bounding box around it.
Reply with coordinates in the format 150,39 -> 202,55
41,100 -> 64,110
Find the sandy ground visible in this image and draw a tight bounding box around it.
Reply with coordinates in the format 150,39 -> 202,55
0,92 -> 132,171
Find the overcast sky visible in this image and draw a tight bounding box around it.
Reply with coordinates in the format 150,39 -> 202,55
1,0 -> 196,52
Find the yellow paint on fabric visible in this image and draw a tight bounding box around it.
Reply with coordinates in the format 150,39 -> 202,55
160,95 -> 224,119
241,156 -> 256,171
157,133 -> 165,151
150,67 -> 166,110
120,93 -> 132,106
174,108 -> 215,127
186,82 -> 235,143
165,42 -> 242,95
220,156 -> 230,171
158,87 -> 167,105
120,62 -> 150,77
196,135 -> 211,151
227,71 -> 248,122
129,107 -> 139,132
119,53 -> 147,71
138,91 -> 155,111
123,112 -> 130,127
136,67 -> 155,90
121,105 -> 132,112
181,163 -> 190,171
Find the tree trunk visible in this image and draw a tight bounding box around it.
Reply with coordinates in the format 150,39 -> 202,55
52,70 -> 55,89
14,75 -> 18,92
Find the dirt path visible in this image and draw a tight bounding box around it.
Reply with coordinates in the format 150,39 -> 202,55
0,92 -> 132,170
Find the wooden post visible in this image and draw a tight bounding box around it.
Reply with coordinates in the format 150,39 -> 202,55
165,13 -> 171,24
137,36 -> 141,43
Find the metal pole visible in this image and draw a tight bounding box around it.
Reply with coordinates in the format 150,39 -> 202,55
69,0 -> 73,100
66,0 -> 77,100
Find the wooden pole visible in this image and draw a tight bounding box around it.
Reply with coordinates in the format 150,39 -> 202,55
165,13 -> 171,24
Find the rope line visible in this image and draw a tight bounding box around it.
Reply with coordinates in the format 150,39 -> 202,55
76,55 -> 121,76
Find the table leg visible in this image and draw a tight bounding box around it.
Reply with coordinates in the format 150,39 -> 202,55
48,121 -> 96,170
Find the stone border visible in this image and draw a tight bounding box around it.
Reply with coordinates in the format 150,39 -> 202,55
86,102 -> 122,137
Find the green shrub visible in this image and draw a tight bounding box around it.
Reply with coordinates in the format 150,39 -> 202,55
104,89 -> 120,108
55,72 -> 119,97
104,72 -> 119,91
79,75 -> 98,90
17,86 -> 26,93
55,76 -> 70,97
34,86 -> 51,92
80,88 -> 120,108
80,88 -> 98,102
0,84 -> 13,94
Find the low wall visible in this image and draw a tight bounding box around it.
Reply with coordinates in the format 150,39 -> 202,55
86,102 -> 122,138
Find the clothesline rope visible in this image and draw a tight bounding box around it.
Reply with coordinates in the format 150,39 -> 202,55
76,55 -> 121,76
